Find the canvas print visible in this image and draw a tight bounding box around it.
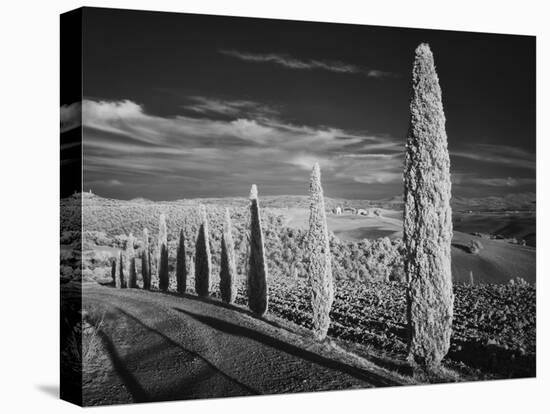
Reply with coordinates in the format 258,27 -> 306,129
60,7 -> 536,407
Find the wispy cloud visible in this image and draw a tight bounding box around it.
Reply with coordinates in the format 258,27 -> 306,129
334,159 -> 402,184
451,144 -> 535,170
219,49 -> 396,78
453,173 -> 535,188
77,98 -> 535,199
183,96 -> 278,118
81,98 -> 403,196
336,152 -> 401,160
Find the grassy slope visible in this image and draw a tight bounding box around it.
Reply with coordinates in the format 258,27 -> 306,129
454,212 -> 536,247
451,231 -> 535,284
280,207 -> 403,240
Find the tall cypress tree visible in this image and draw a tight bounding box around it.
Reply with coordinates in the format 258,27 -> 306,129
158,244 -> 169,291
111,258 -> 117,286
220,208 -> 237,304
307,163 -> 334,340
247,184 -> 268,316
142,228 -> 151,290
176,229 -> 187,294
158,213 -> 169,291
194,205 -> 211,296
404,43 -> 453,368
128,257 -> 137,288
126,233 -> 137,288
118,250 -> 126,288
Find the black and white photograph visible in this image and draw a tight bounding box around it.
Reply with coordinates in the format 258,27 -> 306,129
57,4 -> 537,408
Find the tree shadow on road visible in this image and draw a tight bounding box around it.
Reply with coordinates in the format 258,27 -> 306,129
110,283 -> 294,334
112,307 -> 260,398
154,290 -> 289,332
95,329 -> 151,403
173,307 -> 402,388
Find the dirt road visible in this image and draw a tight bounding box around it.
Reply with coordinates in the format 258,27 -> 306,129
82,284 -> 403,406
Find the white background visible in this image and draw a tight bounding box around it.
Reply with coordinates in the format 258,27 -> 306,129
0,0 -> 548,412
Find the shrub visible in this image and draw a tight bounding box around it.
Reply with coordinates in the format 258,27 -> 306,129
306,163 -> 334,340
509,277 -> 528,287
403,43 -> 453,368
220,209 -> 237,304
468,239 -> 483,254
195,205 -> 212,296
247,184 -> 268,316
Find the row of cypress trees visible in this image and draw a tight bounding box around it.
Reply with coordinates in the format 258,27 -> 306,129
111,42 -> 453,370
111,171 -> 329,327
112,168 -> 333,336
111,184 -> 270,316
112,233 -> 139,289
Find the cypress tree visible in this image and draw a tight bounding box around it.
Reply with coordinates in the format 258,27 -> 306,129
404,43 -> 454,368
126,233 -> 137,288
220,208 -> 237,304
247,184 -> 268,316
111,258 -> 117,286
128,257 -> 137,288
142,228 -> 151,290
158,244 -> 169,291
158,213 -> 169,291
117,250 -> 126,288
176,229 -> 187,294
194,205 -> 211,296
307,163 -> 334,340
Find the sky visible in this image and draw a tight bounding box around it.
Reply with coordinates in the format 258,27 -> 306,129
61,7 -> 536,201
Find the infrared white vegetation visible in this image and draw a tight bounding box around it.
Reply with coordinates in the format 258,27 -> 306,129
307,163 -> 335,341
403,43 -> 454,368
